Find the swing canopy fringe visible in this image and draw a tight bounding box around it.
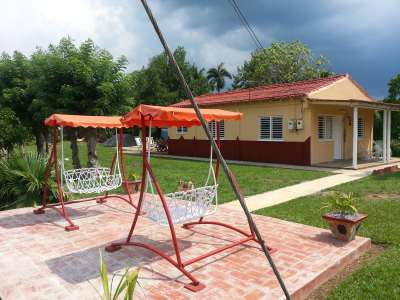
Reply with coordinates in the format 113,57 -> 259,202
121,104 -> 242,128
45,114 -> 126,128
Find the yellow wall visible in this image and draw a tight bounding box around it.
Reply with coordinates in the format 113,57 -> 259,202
309,77 -> 372,101
168,99 -> 311,142
310,105 -> 374,164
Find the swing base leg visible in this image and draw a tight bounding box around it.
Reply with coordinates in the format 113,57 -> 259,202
65,225 -> 79,231
105,244 -> 122,252
33,208 -> 45,214
184,282 -> 205,292
96,198 -> 107,204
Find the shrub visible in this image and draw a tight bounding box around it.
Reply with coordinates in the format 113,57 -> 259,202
391,140 -> 400,157
0,150 -> 56,209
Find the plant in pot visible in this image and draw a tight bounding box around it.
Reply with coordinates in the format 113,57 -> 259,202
321,192 -> 368,242
123,171 -> 141,194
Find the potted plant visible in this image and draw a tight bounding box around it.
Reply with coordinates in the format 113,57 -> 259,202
123,171 -> 141,194
321,192 -> 368,242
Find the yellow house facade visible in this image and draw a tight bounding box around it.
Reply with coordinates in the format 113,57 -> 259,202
169,74 -> 400,168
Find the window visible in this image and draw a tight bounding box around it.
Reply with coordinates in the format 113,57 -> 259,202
358,118 -> 365,138
259,116 -> 283,141
318,116 -> 333,140
176,126 -> 188,134
208,121 -> 225,139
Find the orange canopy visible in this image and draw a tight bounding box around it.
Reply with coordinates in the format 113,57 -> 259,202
121,104 -> 242,128
45,114 -> 125,128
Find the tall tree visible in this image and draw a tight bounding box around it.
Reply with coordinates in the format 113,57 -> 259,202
30,38 -> 134,167
0,52 -> 37,152
207,63 -> 232,92
232,40 -> 333,89
133,47 -> 210,106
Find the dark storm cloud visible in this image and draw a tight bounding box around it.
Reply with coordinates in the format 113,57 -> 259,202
153,0 -> 400,98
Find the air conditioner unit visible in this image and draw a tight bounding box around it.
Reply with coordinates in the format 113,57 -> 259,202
288,119 -> 295,130
296,119 -> 304,130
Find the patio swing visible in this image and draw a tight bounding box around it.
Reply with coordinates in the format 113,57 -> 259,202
105,104 -> 276,292
142,119 -> 218,225
33,114 -> 136,231
59,126 -> 122,194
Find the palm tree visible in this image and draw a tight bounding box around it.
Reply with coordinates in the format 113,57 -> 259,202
207,63 -> 232,93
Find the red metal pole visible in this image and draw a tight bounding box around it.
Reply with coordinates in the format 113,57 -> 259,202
125,120 -> 148,242
53,127 -> 78,231
119,127 -> 135,207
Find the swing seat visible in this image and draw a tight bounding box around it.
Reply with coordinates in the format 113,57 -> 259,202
143,184 -> 218,225
63,167 -> 122,194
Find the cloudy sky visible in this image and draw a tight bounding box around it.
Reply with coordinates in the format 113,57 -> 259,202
1,0 -> 399,98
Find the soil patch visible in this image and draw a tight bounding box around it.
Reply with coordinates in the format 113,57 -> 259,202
306,243 -> 386,300
365,193 -> 400,201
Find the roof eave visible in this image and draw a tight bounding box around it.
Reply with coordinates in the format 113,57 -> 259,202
307,98 -> 400,111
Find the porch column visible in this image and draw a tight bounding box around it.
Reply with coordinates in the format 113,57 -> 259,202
383,110 -> 387,162
352,106 -> 358,169
387,110 -> 391,161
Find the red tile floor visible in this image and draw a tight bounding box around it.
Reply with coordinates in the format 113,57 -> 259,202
0,195 -> 370,300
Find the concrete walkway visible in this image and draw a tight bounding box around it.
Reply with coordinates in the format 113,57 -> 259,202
222,162 -> 400,212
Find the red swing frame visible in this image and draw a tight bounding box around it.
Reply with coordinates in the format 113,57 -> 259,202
105,107 -> 275,292
33,115 -> 137,231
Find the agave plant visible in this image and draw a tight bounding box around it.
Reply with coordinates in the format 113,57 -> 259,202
97,252 -> 140,300
0,150 -> 56,209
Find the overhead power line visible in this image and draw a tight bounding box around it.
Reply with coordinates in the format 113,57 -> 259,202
227,0 -> 264,51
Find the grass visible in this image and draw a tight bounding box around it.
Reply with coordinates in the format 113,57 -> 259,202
255,172 -> 400,299
25,142 -> 330,204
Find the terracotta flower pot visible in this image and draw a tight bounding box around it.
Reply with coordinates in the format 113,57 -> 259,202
322,213 -> 368,242
123,179 -> 141,194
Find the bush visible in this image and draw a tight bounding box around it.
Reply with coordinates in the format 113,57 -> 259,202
391,140 -> 400,157
0,150 -> 56,210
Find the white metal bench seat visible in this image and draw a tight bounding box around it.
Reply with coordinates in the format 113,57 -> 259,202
143,184 -> 218,225
63,167 -> 122,194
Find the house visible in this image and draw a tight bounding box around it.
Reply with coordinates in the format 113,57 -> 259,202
168,74 -> 400,169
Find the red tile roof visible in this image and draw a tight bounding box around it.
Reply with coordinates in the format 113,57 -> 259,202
171,74 -> 367,107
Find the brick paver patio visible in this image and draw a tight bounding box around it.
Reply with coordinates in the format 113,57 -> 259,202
0,195 -> 370,300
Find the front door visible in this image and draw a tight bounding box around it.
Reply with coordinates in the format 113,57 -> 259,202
333,116 -> 343,160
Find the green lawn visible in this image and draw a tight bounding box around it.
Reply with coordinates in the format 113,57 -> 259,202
255,172 -> 400,299
26,142 -> 331,204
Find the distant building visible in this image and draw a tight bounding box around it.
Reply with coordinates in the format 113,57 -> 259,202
168,74 -> 400,168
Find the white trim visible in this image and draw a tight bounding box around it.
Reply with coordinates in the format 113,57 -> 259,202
387,110 -> 391,161
383,110 -> 387,162
352,107 -> 358,169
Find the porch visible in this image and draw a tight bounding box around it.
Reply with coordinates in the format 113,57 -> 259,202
309,98 -> 400,169
314,157 -> 400,169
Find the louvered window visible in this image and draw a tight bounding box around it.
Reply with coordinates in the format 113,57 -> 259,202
259,116 -> 283,141
358,118 -> 365,138
318,116 -> 333,140
176,126 -> 188,134
208,121 -> 225,139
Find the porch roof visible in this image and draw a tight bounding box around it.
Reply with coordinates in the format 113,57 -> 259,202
307,98 -> 400,111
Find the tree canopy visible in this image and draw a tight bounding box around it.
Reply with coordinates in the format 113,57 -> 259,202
132,47 -> 210,106
232,40 -> 333,89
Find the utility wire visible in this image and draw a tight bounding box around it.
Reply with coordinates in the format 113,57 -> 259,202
139,0 -> 291,299
227,0 -> 264,50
